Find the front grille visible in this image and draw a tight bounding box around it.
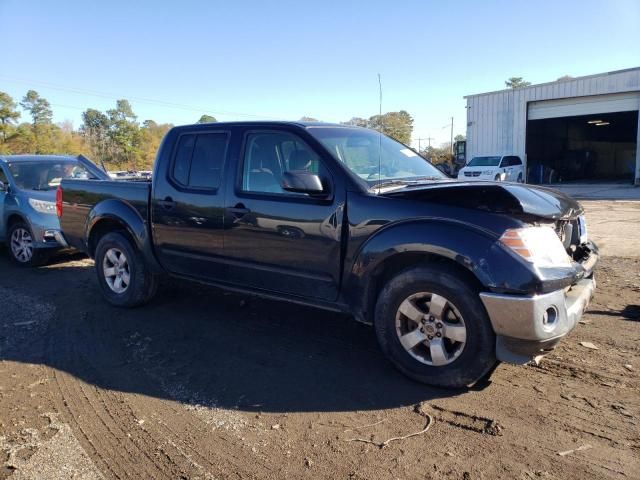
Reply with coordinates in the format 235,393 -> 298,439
554,221 -> 574,249
464,171 -> 481,177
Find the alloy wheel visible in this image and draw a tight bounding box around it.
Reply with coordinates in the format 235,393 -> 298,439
395,292 -> 467,366
10,228 -> 34,263
103,248 -> 130,294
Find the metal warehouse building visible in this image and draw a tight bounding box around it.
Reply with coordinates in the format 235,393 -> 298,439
464,67 -> 640,185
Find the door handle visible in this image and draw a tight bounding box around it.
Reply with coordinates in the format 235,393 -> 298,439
228,203 -> 250,217
158,197 -> 176,210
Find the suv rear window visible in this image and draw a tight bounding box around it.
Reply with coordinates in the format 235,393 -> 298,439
171,132 -> 228,190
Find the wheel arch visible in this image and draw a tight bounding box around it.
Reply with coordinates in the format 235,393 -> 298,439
86,199 -> 163,273
7,212 -> 28,230
343,220 -> 525,324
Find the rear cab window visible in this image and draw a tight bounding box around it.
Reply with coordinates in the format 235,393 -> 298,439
170,131 -> 229,191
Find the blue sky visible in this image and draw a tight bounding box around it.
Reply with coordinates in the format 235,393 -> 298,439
2,0 -> 639,148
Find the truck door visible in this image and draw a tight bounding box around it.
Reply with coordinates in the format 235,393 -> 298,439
151,128 -> 230,279
222,127 -> 344,302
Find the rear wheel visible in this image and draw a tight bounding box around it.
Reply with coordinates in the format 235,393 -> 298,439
95,232 -> 157,307
8,222 -> 48,267
374,264 -> 497,388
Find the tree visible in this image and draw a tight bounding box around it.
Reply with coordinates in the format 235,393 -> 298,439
106,99 -> 141,168
51,120 -> 88,156
299,116 -> 318,122
139,120 -> 173,169
505,77 -> 531,89
556,75 -> 573,81
342,117 -> 368,127
0,92 -> 20,143
81,108 -> 110,161
197,114 -> 217,123
20,90 -> 52,126
20,90 -> 54,153
454,134 -> 466,142
368,110 -> 414,144
421,144 -> 452,165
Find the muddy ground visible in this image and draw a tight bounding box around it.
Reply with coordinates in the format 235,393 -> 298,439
0,202 -> 638,479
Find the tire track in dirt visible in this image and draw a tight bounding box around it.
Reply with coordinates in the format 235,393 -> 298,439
46,307 -> 179,478
46,283 -> 275,479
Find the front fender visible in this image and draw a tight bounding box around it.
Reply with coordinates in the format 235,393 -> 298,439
344,220 -> 542,322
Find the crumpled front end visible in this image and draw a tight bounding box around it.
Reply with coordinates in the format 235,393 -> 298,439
480,211 -> 599,363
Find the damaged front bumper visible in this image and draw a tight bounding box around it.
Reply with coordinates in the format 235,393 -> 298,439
479,275 -> 596,363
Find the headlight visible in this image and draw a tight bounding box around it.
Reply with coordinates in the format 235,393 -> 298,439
28,198 -> 57,214
500,226 -> 571,268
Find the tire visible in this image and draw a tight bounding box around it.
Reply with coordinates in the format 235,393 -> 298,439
94,231 -> 158,307
374,264 -> 496,388
517,173 -> 523,183
494,174 -> 501,181
7,221 -> 49,267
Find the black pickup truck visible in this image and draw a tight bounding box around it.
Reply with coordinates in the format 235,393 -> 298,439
59,121 -> 598,388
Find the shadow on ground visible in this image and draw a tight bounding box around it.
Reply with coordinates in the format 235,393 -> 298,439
0,252 -> 464,414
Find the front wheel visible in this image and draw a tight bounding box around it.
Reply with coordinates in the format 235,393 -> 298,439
517,173 -> 524,183
8,222 -> 49,267
374,264 -> 497,388
95,232 -> 158,307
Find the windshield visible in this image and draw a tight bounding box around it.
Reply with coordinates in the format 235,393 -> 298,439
307,127 -> 446,189
8,161 -> 96,191
467,156 -> 501,167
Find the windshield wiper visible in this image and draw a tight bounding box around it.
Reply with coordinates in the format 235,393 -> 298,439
369,180 -> 414,192
412,176 -> 447,181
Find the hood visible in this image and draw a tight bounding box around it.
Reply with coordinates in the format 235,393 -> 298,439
381,181 -> 583,221
18,188 -> 57,202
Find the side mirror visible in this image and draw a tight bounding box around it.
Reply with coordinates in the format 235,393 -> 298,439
281,170 -> 327,196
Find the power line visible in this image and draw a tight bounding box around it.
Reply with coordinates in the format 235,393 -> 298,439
0,75 -> 278,119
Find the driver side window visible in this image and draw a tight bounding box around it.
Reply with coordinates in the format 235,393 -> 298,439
241,131 -> 324,195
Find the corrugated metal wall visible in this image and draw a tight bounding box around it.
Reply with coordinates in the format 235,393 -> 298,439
465,68 -> 640,181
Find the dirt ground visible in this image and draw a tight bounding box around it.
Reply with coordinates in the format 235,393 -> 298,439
0,201 -> 638,480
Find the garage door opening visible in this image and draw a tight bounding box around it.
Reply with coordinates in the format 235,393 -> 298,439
526,110 -> 638,184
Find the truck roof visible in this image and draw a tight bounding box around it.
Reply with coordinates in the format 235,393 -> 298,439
173,120 -> 361,129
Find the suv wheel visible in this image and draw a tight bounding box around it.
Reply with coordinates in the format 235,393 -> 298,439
95,232 -> 158,307
374,264 -> 497,388
8,222 -> 48,267
517,173 -> 523,183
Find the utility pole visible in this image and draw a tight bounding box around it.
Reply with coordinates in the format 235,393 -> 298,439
415,137 -> 434,152
450,117 -> 454,156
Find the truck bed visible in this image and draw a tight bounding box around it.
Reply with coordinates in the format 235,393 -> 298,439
60,179 -> 151,253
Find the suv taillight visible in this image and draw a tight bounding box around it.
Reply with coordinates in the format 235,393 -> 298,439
56,186 -> 63,218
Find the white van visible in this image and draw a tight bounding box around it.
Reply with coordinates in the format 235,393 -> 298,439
457,155 -> 524,182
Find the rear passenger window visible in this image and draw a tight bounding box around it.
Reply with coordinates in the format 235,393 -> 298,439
173,135 -> 195,185
171,132 -> 228,190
